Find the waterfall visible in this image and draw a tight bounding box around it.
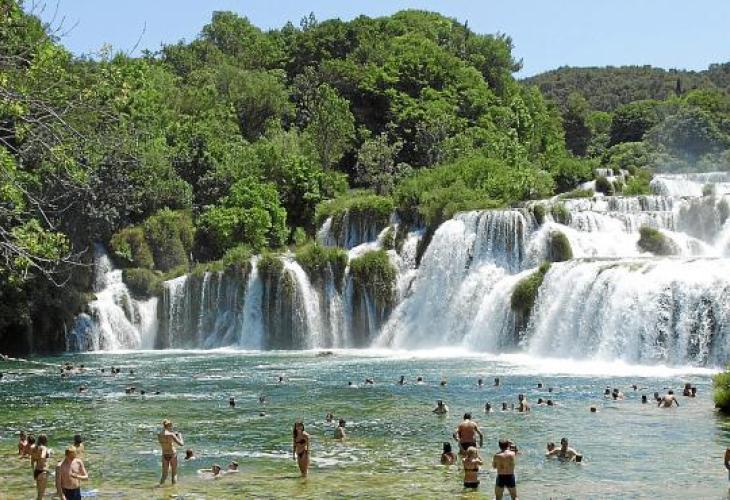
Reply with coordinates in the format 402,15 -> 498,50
69,171 -> 730,366
67,244 -> 157,351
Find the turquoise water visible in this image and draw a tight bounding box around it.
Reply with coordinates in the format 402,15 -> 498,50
1,350 -> 728,499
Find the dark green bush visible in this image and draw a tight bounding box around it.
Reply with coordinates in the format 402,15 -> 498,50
532,204 -> 546,225
143,209 -> 194,272
349,250 -> 397,304
295,243 -> 348,284
714,368 -> 730,414
547,231 -> 573,262
122,268 -> 163,298
637,225 -> 677,255
559,188 -> 595,200
257,252 -> 284,280
222,245 -> 253,270
595,175 -> 615,195
511,262 -> 551,312
315,191 -> 394,229
109,226 -> 154,269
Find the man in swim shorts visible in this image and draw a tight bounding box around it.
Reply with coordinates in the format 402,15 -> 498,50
454,413 -> 484,454
55,446 -> 88,500
492,439 -> 518,500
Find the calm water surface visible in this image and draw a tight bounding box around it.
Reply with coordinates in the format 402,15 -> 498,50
1,350 -> 728,499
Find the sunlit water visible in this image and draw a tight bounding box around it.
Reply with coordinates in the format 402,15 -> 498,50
2,350 -> 729,499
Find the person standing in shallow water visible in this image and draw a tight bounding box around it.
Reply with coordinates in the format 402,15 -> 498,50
31,434 -> 50,500
463,446 -> 483,489
157,419 -> 184,485
492,439 -> 518,500
55,446 -> 88,500
293,421 -> 310,477
454,413 -> 484,455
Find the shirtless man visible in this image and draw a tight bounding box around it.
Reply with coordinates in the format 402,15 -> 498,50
658,390 -> 680,408
55,446 -> 88,500
453,413 -> 484,455
492,439 -> 518,500
433,400 -> 449,414
546,437 -> 578,461
334,419 -> 346,440
158,419 -> 184,485
517,394 -> 530,413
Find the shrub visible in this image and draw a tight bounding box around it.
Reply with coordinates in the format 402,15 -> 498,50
143,209 -> 194,272
122,268 -> 163,298
349,250 -> 397,304
381,227 -> 396,250
547,231 -> 573,262
109,227 -> 154,269
559,188 -> 594,200
703,183 -> 716,197
623,171 -> 653,196
314,191 -> 394,229
637,226 -> 677,256
511,262 -> 551,312
714,368 -> 730,414
550,157 -> 594,194
222,245 -> 253,270
595,175 -> 615,196
295,243 -> 348,284
550,203 -> 571,225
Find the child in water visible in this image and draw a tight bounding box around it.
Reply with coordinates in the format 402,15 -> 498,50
462,446 -> 483,489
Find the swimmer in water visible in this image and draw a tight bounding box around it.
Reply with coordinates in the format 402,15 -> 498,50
494,377 -> 500,387
227,461 -> 239,472
484,402 -> 492,413
433,400 -> 449,414
398,375 -> 406,385
517,394 -> 530,413
658,390 -> 680,408
198,464 -> 223,478
440,379 -> 447,386
641,395 -> 648,404
441,442 -> 457,465
546,437 -> 579,461
229,397 -> 235,408
157,419 -> 184,485
416,376 -> 424,384
478,378 -> 484,388
334,419 -> 346,440
185,449 -> 195,460
463,446 -> 483,490
292,421 -> 310,477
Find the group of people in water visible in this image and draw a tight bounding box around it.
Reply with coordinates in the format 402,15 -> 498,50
10,363 -> 700,497
17,432 -> 87,500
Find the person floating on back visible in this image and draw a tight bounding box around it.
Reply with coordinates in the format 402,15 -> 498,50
492,439 -> 517,499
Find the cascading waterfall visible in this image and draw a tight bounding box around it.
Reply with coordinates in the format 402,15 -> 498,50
67,244 -> 157,351
68,172 -> 730,366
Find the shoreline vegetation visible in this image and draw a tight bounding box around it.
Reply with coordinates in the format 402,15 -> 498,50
2,1 -> 730,355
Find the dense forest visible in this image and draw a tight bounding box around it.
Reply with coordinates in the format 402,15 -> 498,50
1,1 -> 730,354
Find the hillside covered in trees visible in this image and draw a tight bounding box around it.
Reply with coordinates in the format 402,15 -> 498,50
2,2 -> 730,354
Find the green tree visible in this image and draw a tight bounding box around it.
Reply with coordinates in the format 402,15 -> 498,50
303,84 -> 355,170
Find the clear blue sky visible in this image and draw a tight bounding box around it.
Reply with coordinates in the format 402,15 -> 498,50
32,0 -> 730,76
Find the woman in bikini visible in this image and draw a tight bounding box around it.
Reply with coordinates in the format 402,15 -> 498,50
157,419 -> 184,485
463,446 -> 483,490
292,421 -> 310,477
31,434 -> 50,500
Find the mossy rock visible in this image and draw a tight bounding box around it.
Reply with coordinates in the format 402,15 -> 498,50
349,250 -> 397,305
511,262 -> 551,313
532,204 -> 546,225
558,188 -> 594,200
143,209 -> 194,272
257,253 -> 284,280
122,268 -> 163,298
550,203 -> 571,225
547,231 -> 573,262
381,227 -> 396,250
314,191 -> 394,229
295,243 -> 348,285
637,226 -> 678,256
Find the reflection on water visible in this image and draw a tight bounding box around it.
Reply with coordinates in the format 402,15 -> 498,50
1,351 -> 729,499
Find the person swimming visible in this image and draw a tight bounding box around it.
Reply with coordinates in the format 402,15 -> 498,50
441,442 -> 457,465
478,378 -> 484,387
398,375 -> 406,385
416,376 -> 424,384
185,449 -> 195,460
227,461 -> 239,472
517,394 -> 530,413
433,400 -> 449,414
641,395 -> 648,404
484,402 -> 492,413
292,421 -> 310,477
463,446 -> 483,489
229,397 -> 235,408
546,437 -> 579,461
494,377 -> 500,387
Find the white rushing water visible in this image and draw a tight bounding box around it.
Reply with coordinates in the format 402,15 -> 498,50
69,172 -> 730,366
